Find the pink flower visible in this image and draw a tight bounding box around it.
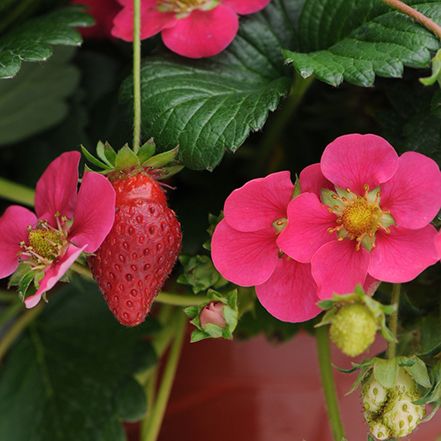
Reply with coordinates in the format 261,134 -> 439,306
278,134 -> 441,300
200,302 -> 227,329
0,152 -> 116,308
72,0 -> 122,40
111,0 -> 271,58
211,171 -> 322,323
71,0 -> 122,40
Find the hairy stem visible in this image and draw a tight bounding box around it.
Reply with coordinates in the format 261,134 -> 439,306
316,324 -> 346,441
0,178 -> 35,206
132,0 -> 142,153
0,303 -> 44,361
380,0 -> 441,40
386,283 -> 401,359
141,310 -> 187,441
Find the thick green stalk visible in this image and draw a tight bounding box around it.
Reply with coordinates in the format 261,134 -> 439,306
141,311 -> 187,441
380,0 -> 441,40
0,303 -> 44,361
132,0 -> 142,153
0,178 -> 35,206
316,324 -> 346,441
386,283 -> 401,360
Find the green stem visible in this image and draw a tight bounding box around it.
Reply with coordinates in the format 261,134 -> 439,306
0,290 -> 19,302
0,302 -> 23,328
380,0 -> 441,40
141,310 -> 187,441
386,283 -> 401,360
156,292 -> 207,306
254,71 -> 315,175
132,0 -> 142,153
0,178 -> 35,206
0,303 -> 44,361
316,324 -> 345,441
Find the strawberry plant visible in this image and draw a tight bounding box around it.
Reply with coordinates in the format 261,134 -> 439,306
1,1 -> 441,441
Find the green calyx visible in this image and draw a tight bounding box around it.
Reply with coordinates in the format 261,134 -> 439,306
184,289 -> 238,342
316,285 -> 397,357
81,139 -> 184,180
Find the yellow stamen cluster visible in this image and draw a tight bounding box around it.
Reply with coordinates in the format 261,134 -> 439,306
324,185 -> 395,251
28,228 -> 63,261
156,0 -> 218,16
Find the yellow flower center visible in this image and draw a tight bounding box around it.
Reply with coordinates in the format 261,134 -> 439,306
156,0 -> 219,17
342,201 -> 375,236
323,185 -> 396,251
28,229 -> 63,261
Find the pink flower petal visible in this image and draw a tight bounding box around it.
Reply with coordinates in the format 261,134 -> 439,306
0,206 -> 37,278
368,225 -> 439,283
35,151 -> 81,226
224,171 -> 294,232
211,219 -> 278,286
221,0 -> 271,14
321,134 -> 398,195
256,255 -> 321,323
111,0 -> 177,41
311,240 -> 370,300
379,152 -> 441,229
299,163 -> 334,198
68,172 -> 116,253
364,274 -> 380,297
162,5 -> 239,58
278,193 -> 337,263
25,244 -> 87,308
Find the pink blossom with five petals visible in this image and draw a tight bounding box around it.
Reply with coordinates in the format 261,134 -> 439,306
111,0 -> 271,58
211,171 -> 321,323
0,151 -> 116,308
278,134 -> 441,300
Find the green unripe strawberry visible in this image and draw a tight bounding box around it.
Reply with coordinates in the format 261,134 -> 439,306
330,303 -> 378,357
362,366 -> 425,440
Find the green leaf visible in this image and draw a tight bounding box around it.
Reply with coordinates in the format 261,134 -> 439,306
0,6 -> 94,79
0,280 -> 159,441
81,145 -> 112,170
114,375 -> 147,422
115,144 -> 140,171
96,141 -> 115,168
374,358 -> 398,388
0,46 -> 80,146
284,0 -> 441,87
120,4 -> 293,170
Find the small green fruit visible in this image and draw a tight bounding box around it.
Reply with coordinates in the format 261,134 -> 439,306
362,366 -> 426,439
330,303 -> 377,357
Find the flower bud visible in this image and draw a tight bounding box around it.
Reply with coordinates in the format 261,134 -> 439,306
330,303 -> 377,357
362,366 -> 426,439
200,302 -> 227,330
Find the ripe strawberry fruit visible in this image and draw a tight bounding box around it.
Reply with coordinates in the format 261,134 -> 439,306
88,173 -> 182,326
83,141 -> 183,326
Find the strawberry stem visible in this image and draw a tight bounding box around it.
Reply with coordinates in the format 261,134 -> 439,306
141,310 -> 187,441
380,0 -> 441,40
386,283 -> 401,360
133,0 -> 142,153
316,324 -> 346,441
0,303 -> 44,362
0,177 -> 35,207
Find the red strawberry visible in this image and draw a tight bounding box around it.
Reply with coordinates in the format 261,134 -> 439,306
88,172 -> 182,326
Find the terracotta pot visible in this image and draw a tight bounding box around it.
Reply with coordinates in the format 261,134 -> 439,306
153,331 -> 441,441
